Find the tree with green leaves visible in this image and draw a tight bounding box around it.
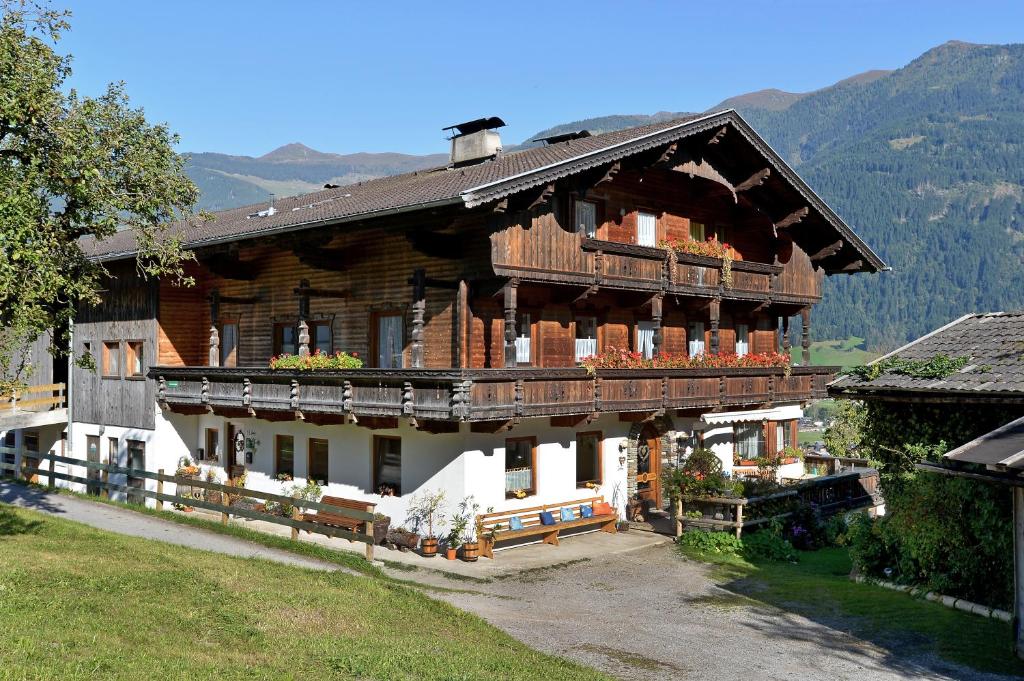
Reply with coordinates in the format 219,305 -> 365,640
822,399 -> 866,458
0,1 -> 198,392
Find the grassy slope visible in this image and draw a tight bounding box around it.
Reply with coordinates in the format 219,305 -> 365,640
680,545 -> 1024,677
0,505 -> 605,680
810,336 -> 880,371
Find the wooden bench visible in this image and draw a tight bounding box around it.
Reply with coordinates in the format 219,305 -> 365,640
475,496 -> 617,559
302,496 -> 374,532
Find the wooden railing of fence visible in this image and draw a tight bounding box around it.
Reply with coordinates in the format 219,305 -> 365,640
0,451 -> 376,561
0,382 -> 66,412
675,468 -> 881,539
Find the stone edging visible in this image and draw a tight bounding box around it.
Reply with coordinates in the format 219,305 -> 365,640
851,574 -> 1012,622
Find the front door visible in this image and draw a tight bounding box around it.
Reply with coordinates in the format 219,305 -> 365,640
227,423 -> 245,479
86,435 -> 101,495
636,425 -> 661,506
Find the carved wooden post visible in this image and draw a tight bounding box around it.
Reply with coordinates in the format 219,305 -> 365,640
457,279 -> 469,369
651,295 -> 664,357
801,307 -> 811,365
297,279 -> 310,358
503,280 -> 518,368
709,298 -> 721,355
410,268 -> 427,368
782,315 -> 791,354
208,289 -> 220,367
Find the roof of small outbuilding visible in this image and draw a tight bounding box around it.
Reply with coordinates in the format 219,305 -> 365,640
831,312 -> 1024,398
82,109 -> 885,272
943,416 -> 1024,471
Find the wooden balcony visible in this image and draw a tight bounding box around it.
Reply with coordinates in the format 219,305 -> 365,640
151,366 -> 834,426
491,230 -> 822,304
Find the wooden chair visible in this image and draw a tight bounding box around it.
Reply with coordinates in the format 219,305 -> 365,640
475,495 -> 617,559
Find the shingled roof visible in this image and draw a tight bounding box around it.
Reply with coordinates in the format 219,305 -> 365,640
83,109 -> 885,272
830,312 -> 1024,400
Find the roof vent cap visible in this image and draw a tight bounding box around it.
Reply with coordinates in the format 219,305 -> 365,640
443,116 -> 505,166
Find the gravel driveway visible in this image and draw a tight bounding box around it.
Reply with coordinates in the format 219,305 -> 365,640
414,543 -> 1014,681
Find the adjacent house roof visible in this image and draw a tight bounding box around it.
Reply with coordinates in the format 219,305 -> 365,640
82,109 -> 885,273
944,416 -> 1024,473
830,312 -> 1024,401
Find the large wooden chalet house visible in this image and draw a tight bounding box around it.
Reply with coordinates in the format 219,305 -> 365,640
6,111 -> 884,524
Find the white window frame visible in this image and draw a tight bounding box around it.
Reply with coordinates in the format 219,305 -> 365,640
515,313 -> 532,364
637,211 -> 657,247
575,316 -> 598,362
688,321 -> 706,357
637,321 -> 656,359
736,323 -> 749,357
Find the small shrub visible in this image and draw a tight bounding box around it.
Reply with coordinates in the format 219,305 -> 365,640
846,512 -> 896,577
824,514 -> 850,546
742,523 -> 798,562
784,502 -> 827,551
678,530 -> 742,556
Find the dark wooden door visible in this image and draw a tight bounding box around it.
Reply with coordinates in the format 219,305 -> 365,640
126,440 -> 145,505
86,435 -> 101,495
636,425 -> 660,506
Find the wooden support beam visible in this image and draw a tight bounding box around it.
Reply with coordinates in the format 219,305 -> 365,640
292,284 -> 351,299
303,412 -> 347,426
619,411 -> 657,423
707,126 -> 727,145
470,419 -> 518,434
734,168 -> 770,192
503,281 -> 518,368
672,151 -> 736,201
651,294 -> 664,357
809,240 -> 844,262
551,413 -> 597,428
782,316 -> 791,354
709,298 -> 721,355
840,260 -> 864,272
356,416 -> 399,430
457,280 -> 469,369
410,268 -> 426,368
527,183 -> 556,211
595,161 -> 620,187
492,198 -> 509,213
655,143 -> 678,166
801,307 -> 811,365
774,207 -> 809,231
416,420 -> 460,434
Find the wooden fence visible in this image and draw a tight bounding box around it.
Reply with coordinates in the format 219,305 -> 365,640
676,468 -> 881,538
0,451 -> 377,561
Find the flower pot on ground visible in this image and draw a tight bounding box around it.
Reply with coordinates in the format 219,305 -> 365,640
461,541 -> 480,562
420,536 -> 438,557
406,489 -> 447,557
445,547 -> 457,560
372,513 -> 391,545
449,495 -> 487,563
387,527 -> 420,551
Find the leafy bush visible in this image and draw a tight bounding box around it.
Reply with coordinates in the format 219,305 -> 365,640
846,511 -> 896,577
784,502 -> 828,551
269,350 -> 363,370
742,524 -> 798,562
678,530 -> 742,556
824,514 -> 850,546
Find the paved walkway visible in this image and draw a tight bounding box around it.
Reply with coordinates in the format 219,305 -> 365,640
0,482 -> 356,574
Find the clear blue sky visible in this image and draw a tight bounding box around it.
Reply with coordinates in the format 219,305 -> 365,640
60,0 -> 1024,157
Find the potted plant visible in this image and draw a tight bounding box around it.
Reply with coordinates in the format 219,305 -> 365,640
446,503 -> 468,560
372,513 -> 391,545
204,467 -> 223,505
454,496 -> 484,562
406,489 -> 446,557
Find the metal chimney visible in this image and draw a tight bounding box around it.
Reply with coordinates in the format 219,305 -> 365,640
443,117 -> 506,166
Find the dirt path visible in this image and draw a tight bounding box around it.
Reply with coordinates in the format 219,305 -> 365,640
413,544 -> 1014,681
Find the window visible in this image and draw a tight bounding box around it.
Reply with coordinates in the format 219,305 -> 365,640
688,321 -> 706,357
274,323 -> 298,357
735,422 -> 765,461
309,438 -> 329,486
310,320 -> 333,355
373,436 -> 401,496
505,436 -> 536,497
637,211 -> 656,247
125,341 -> 144,378
218,322 -> 239,367
375,314 -> 404,368
102,341 -> 120,377
576,432 -> 602,487
275,435 -> 295,479
204,428 -> 220,463
575,316 -> 597,362
574,199 -> 597,238
775,420 -> 796,453
711,224 -> 728,244
689,220 -> 705,241
637,321 -> 656,359
108,437 -> 119,466
23,431 -> 39,453
736,323 -> 749,357
515,312 -> 531,365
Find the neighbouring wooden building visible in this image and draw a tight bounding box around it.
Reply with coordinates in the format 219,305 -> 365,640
20,110 -> 883,532
830,312 -> 1024,658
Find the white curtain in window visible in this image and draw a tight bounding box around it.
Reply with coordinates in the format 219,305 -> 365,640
515,313 -> 531,363
637,212 -> 656,247
736,323 -> 749,357
688,322 -> 706,357
575,317 -> 597,361
735,423 -> 763,459
637,321 -> 655,359
576,200 -> 597,238
378,315 -> 403,368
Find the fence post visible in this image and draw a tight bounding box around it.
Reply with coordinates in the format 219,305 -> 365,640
101,458 -> 110,500
221,501 -> 229,526
674,498 -> 683,539
291,506 -> 301,541
365,503 -> 376,562
47,452 -> 55,491
735,501 -> 744,539
156,469 -> 164,511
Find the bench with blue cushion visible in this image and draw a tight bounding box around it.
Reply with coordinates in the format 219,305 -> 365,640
475,495 -> 617,559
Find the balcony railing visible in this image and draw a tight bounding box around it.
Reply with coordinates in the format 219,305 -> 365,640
152,366 -> 835,424
490,230 -> 822,303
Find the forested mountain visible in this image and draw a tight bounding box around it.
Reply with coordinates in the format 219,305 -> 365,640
183,41 -> 1024,350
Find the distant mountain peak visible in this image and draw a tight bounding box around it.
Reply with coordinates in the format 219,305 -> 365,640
260,142 -> 335,162
709,88 -> 806,113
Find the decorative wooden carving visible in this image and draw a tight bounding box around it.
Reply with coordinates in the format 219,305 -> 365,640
840,260 -> 864,272
297,319 -> 310,358
596,161 -> 620,187
409,268 -> 427,368
735,168 -> 770,192
655,143 -> 678,166
672,151 -> 736,201
782,316 -> 791,353
651,294 -> 663,357
709,298 -> 721,356
707,126 -> 728,145
809,240 -> 844,262
801,307 -> 811,365
527,183 -> 556,211
209,325 -> 220,367
774,207 -> 810,231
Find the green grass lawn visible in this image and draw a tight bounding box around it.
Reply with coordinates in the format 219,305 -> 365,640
810,336 -> 880,371
680,544 -> 1024,677
0,504 -> 606,680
